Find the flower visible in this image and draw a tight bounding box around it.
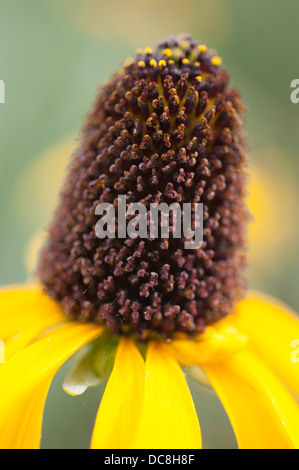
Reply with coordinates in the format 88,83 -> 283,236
1,33 -> 299,449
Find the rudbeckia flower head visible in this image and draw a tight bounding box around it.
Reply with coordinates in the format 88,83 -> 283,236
38,33 -> 247,340
1,34 -> 299,450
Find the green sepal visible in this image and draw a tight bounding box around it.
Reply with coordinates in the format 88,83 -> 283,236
63,331 -> 119,396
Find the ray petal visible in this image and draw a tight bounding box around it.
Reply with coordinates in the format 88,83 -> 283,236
234,292 -> 299,397
204,348 -> 299,449
91,338 -> 145,449
0,322 -> 102,449
132,342 -> 202,449
0,285 -> 64,359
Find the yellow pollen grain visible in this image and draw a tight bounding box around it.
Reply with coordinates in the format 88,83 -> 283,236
196,76 -> 202,82
150,59 -> 157,68
163,48 -> 172,58
194,61 -> 201,67
199,45 -> 207,53
159,59 -> 167,67
144,47 -> 152,54
182,58 -> 190,64
211,56 -> 222,66
138,60 -> 146,68
168,59 -> 175,64
135,48 -> 143,55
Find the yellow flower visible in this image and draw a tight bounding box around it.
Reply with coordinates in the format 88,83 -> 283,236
1,34 -> 299,450
0,286 -> 299,449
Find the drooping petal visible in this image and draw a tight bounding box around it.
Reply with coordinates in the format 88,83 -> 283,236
91,338 -> 145,449
132,342 -> 202,449
234,292 -> 299,397
3,376 -> 53,449
0,322 -> 102,449
203,348 -> 299,449
0,285 -> 64,359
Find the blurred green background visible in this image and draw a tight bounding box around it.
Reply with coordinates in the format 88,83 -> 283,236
0,0 -> 299,449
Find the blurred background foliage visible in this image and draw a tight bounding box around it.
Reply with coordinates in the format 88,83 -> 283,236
0,0 -> 299,448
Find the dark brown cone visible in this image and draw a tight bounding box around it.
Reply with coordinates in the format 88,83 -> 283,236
38,34 -> 248,340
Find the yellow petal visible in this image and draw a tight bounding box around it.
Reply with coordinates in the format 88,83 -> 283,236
0,340 -> 4,363
3,376 -> 53,449
0,285 -> 64,359
204,348 -> 299,449
133,342 -> 202,449
0,322 -> 102,449
234,292 -> 299,396
170,322 -> 247,366
91,338 -> 145,449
